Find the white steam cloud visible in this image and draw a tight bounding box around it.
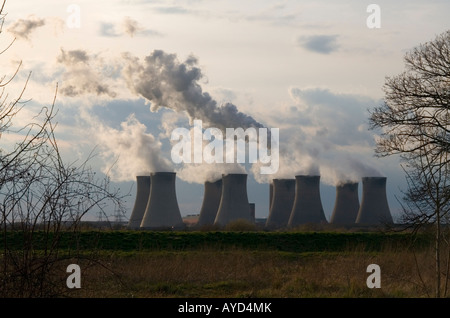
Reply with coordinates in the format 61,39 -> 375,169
94,114 -> 173,181
252,87 -> 383,186
165,122 -> 247,184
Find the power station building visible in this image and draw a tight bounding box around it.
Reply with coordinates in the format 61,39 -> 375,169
330,182 -> 360,224
288,175 -> 328,227
127,170 -> 394,231
214,173 -> 252,227
140,172 -> 185,230
265,178 -> 295,229
355,177 -> 393,225
196,179 -> 222,226
127,175 -> 151,229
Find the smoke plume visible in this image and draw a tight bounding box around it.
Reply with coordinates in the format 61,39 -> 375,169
121,50 -> 265,132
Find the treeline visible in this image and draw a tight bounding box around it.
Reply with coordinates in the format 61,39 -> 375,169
2,230 -> 433,253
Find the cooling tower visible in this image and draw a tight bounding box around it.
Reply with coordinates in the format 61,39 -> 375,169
127,176 -> 151,229
214,173 -> 252,227
356,177 -> 393,225
288,175 -> 327,226
249,203 -> 255,222
330,182 -> 360,224
265,179 -> 296,229
196,179 -> 222,226
140,172 -> 185,230
269,181 -> 274,212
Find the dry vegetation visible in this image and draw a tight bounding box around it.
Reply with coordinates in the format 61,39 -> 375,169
2,223 -> 447,298
61,244 -> 445,298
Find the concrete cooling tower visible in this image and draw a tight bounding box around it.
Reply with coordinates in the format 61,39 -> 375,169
330,182 -> 360,224
266,179 -> 296,229
249,203 -> 255,222
214,173 -> 252,227
127,176 -> 151,229
196,179 -> 222,226
269,181 -> 274,212
140,172 -> 185,230
288,175 -> 327,226
356,177 -> 394,225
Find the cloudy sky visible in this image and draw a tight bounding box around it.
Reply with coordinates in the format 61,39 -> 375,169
1,0 -> 449,222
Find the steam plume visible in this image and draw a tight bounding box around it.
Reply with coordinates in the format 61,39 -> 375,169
95,114 -> 173,182
122,50 -> 265,132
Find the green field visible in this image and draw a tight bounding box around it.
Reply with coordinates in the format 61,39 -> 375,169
2,229 -> 429,252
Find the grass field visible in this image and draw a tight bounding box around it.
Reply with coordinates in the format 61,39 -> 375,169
63,248 -> 439,298
3,227 -> 445,298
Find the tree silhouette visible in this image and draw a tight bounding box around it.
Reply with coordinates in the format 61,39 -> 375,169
0,1 -> 126,297
369,30 -> 450,297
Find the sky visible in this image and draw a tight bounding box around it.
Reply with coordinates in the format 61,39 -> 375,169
1,0 -> 449,222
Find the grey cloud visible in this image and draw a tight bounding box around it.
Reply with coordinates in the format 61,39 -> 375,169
100,22 -> 121,37
99,17 -> 162,38
122,16 -> 140,37
154,6 -> 189,15
57,49 -> 116,98
57,49 -> 90,64
224,2 -> 302,27
246,13 -> 297,26
8,16 -> 45,40
244,3 -> 300,27
297,34 -> 339,54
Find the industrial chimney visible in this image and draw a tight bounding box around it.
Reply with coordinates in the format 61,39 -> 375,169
196,179 -> 222,227
140,172 -> 185,230
288,175 -> 327,226
127,175 -> 151,229
330,182 -> 360,224
266,179 -> 296,229
356,177 -> 393,225
214,173 -> 252,227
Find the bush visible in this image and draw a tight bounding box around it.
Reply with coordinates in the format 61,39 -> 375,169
224,219 -> 258,232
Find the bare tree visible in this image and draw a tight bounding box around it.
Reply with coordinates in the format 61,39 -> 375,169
399,142 -> 450,297
369,30 -> 450,297
0,1 -> 126,297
